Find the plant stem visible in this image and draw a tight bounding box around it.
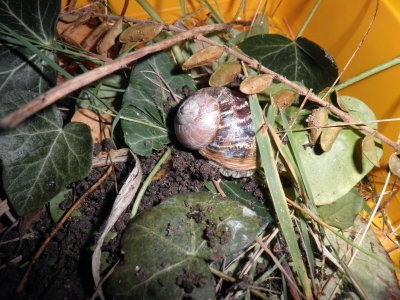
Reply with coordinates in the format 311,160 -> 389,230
0,23 -> 231,130
130,148 -> 172,218
297,0 -> 323,38
332,56 -> 400,92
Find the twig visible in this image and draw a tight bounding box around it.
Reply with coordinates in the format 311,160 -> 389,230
0,24 -> 232,130
193,34 -> 400,152
16,166 -> 113,293
255,237 -> 304,299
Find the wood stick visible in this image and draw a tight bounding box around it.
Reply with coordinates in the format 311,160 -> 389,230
0,24 -> 231,130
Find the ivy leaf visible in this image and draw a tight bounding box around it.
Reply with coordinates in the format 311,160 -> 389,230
121,51 -> 196,156
219,181 -> 272,227
0,91 -> 92,215
317,188 -> 363,229
0,0 -> 60,94
240,34 -> 338,92
107,192 -> 261,299
283,96 -> 382,205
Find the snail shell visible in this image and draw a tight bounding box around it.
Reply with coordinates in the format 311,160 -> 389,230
174,87 -> 257,174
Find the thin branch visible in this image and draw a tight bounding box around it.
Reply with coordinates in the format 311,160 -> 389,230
194,34 -> 400,152
0,24 -> 232,130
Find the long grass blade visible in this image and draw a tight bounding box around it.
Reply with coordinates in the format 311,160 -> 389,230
249,95 -> 312,299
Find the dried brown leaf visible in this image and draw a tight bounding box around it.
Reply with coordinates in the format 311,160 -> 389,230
389,153 -> 400,177
97,19 -> 123,55
308,108 -> 328,144
275,90 -> 297,109
182,46 -> 224,70
337,96 -> 350,112
209,62 -> 242,87
361,134 -> 380,167
119,23 -> 163,43
320,123 -> 343,152
239,74 -> 274,95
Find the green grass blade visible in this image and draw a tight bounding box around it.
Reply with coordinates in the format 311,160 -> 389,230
249,96 -> 312,299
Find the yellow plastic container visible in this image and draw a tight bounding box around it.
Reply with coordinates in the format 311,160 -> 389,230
62,0 -> 400,274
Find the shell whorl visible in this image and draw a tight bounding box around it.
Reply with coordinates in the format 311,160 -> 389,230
175,87 -> 257,172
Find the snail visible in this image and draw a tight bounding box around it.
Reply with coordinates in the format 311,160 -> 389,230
174,87 -> 257,177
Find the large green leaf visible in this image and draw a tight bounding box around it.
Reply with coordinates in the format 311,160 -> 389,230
284,96 -> 382,205
107,192 -> 261,299
121,51 -> 196,156
0,0 -> 60,94
317,188 -> 364,229
0,91 -> 92,215
240,34 -> 338,92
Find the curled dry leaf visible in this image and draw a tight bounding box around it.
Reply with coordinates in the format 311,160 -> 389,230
337,96 -> 350,112
59,12 -> 82,23
97,19 -> 123,55
274,90 -> 297,109
182,46 -> 224,70
239,74 -> 274,95
209,62 -> 242,87
307,107 -> 328,144
320,123 -> 343,152
361,134 -> 380,167
389,153 -> 400,177
119,23 -> 163,43
82,22 -> 109,50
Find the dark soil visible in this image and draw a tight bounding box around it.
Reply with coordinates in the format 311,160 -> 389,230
0,141 -> 267,299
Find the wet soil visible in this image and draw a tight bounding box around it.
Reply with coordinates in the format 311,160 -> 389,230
0,142 -> 267,299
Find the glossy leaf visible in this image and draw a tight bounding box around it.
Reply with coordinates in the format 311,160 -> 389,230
182,46 -> 224,70
0,0 -> 60,94
362,134 -> 380,167
239,74 -> 274,95
284,96 -> 382,205
107,192 -> 261,299
121,51 -> 196,156
317,188 -> 363,229
0,91 -> 92,215
219,181 -> 272,226
209,62 -> 241,87
240,34 -> 338,92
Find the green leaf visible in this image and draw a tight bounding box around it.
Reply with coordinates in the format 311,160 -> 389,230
317,188 -> 363,229
250,96 -> 312,298
0,0 -> 60,94
240,34 -> 338,92
121,51 -> 196,156
324,217 -> 399,298
49,189 -> 81,223
0,91 -> 93,215
107,192 -> 261,299
219,181 -> 272,226
284,96 -> 382,205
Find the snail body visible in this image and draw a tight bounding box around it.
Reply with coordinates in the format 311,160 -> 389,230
174,87 -> 257,177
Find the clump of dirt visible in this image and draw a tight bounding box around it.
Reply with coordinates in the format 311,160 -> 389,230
176,268 -> 207,294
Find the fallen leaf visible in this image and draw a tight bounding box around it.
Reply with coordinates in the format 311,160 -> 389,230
71,109 -> 112,143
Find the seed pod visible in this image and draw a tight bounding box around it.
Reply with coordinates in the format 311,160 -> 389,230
362,134 -> 380,167
320,123 -> 343,152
